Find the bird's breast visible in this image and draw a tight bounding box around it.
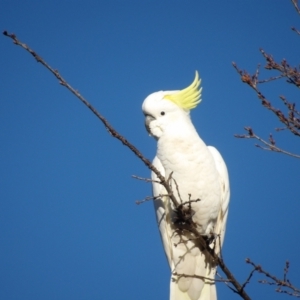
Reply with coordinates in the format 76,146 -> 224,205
157,134 -> 221,234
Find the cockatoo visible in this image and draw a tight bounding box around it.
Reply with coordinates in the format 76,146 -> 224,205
142,72 -> 230,300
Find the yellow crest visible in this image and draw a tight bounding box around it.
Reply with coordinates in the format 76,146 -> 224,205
164,71 -> 202,110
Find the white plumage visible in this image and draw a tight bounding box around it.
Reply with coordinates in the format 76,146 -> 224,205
142,72 -> 230,300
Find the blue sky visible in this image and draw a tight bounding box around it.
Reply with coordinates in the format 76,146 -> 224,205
1,1 -> 300,299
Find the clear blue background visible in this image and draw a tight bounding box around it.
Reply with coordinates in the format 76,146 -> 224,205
1,1 -> 300,299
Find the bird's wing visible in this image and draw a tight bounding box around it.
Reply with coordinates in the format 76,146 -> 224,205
152,155 -> 219,300
151,155 -> 173,267
207,146 -> 230,250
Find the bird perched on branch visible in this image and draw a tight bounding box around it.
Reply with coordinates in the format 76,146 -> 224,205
142,72 -> 230,300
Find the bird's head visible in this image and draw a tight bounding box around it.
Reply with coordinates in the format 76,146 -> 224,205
142,71 -> 202,139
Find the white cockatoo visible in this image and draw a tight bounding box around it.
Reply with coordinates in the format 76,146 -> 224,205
142,72 -> 230,300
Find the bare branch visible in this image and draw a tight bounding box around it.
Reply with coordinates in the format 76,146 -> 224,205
260,49 -> 300,88
291,0 -> 300,15
172,272 -> 232,283
292,26 -> 300,35
172,175 -> 184,204
132,175 -> 160,184
3,30 -> 182,208
135,194 -> 170,205
240,260 -> 259,291
258,74 -> 285,84
235,127 -> 300,159
177,198 -> 201,210
233,57 -> 300,160
246,259 -> 300,297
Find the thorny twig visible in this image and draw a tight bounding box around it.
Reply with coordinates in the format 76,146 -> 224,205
3,30 -> 251,300
246,258 -> 300,298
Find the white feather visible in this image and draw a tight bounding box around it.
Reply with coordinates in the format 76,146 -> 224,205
143,88 -> 230,300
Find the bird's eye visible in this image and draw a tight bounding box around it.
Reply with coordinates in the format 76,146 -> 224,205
160,111 -> 165,116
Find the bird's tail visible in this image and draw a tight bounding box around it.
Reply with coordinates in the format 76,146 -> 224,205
170,277 -> 217,300
170,247 -> 217,300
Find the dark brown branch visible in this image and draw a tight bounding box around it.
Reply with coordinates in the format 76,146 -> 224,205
241,260 -> 259,291
3,30 -> 251,300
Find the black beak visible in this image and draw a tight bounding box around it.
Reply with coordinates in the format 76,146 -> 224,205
145,115 -> 155,135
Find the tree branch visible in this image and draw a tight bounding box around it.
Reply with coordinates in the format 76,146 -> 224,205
3,30 -> 251,300
232,52 -> 300,159
2,30 -> 181,207
235,127 -> 300,159
246,258 -> 300,298
291,0 -> 300,15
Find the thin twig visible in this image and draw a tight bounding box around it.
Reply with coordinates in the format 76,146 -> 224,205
177,198 -> 201,209
292,26 -> 300,35
235,127 -> 300,159
172,272 -> 232,283
241,264 -> 258,291
258,74 -> 285,84
291,0 -> 300,14
246,258 -> 300,297
171,175 -> 184,204
132,175 -> 160,184
135,194 -> 170,205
